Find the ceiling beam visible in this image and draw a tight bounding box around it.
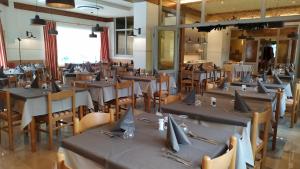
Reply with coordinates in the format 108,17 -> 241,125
0,0 -> 8,6
84,0 -> 131,11
14,2 -> 113,22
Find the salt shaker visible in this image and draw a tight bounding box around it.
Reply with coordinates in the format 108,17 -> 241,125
158,118 -> 164,131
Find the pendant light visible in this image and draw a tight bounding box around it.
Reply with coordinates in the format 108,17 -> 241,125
92,0 -> 103,33
46,0 -> 75,9
31,0 -> 46,26
48,28 -> 58,35
89,31 -> 97,38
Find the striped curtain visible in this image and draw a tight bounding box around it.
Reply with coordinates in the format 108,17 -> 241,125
100,27 -> 110,63
0,18 -> 7,68
43,21 -> 59,79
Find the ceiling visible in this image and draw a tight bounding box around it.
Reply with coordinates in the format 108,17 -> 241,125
14,0 -> 133,17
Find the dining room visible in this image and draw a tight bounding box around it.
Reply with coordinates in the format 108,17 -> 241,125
0,0 -> 300,169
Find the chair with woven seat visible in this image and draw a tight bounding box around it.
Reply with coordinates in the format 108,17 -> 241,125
285,82 -> 300,128
8,76 -> 18,88
35,90 -> 76,150
180,67 -> 196,92
153,74 -> 170,111
0,90 -> 22,150
251,108 -> 271,169
74,111 -> 114,135
112,80 -> 134,120
202,136 -> 237,169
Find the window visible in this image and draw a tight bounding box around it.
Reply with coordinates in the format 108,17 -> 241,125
57,23 -> 101,66
115,17 -> 133,56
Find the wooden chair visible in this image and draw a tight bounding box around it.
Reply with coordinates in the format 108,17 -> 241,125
251,108 -> 271,169
153,74 -> 170,111
24,71 -> 33,81
72,81 -> 87,88
286,82 -> 300,128
162,94 -> 182,105
74,111 -> 113,135
35,90 -> 76,150
8,76 -> 18,88
202,136 -> 237,169
75,74 -> 93,81
180,67 -> 195,92
112,80 -> 134,120
271,89 -> 283,150
0,91 -> 22,150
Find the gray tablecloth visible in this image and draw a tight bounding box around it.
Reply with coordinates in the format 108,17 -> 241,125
60,113 -> 234,169
3,88 -> 94,128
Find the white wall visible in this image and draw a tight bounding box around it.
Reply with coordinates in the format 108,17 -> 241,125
207,28 -> 230,66
0,1 -> 113,62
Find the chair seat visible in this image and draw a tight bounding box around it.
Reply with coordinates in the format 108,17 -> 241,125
153,90 -> 169,97
35,111 -> 73,122
286,99 -> 293,106
112,97 -> 133,105
0,111 -> 22,121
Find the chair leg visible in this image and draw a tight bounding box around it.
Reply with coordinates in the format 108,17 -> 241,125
0,121 -> 2,146
272,123 -> 278,150
48,120 -> 53,150
8,118 -> 14,151
291,111 -> 295,128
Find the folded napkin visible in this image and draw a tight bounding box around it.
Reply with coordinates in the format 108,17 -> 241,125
0,66 -> 7,78
273,74 -> 283,85
234,90 -> 251,113
66,64 -> 73,70
69,65 -> 75,73
218,78 -> 228,89
112,106 -> 135,132
183,90 -> 196,105
31,77 -> 40,88
85,62 -> 94,72
257,80 -> 269,93
166,115 -> 191,152
241,73 -> 251,83
51,81 -> 61,93
17,65 -> 24,73
153,69 -> 159,76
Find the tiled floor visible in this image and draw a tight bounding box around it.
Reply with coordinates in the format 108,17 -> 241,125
0,109 -> 299,169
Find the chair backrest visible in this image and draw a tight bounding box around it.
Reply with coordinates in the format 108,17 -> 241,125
47,90 -> 76,117
74,112 -> 113,134
180,67 -> 194,82
251,108 -> 271,159
158,74 -> 170,96
115,80 -> 134,100
72,81 -> 87,88
162,94 -> 182,105
8,76 -> 17,88
24,71 -> 33,81
292,82 -> 300,112
0,90 -> 11,117
76,74 -> 93,81
202,136 -> 237,169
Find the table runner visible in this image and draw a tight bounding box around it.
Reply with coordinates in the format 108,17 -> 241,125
61,113 -> 233,169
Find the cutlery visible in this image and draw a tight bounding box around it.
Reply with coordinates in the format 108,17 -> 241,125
161,148 -> 192,164
187,131 -> 219,145
99,130 -> 120,138
137,117 -> 153,123
162,154 -> 192,167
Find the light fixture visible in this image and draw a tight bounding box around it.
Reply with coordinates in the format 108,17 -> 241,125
128,28 -> 141,37
89,31 -> 97,38
31,15 -> 46,26
26,31 -> 36,38
92,24 -> 104,32
238,33 -> 247,39
46,0 -> 75,9
48,28 -> 58,35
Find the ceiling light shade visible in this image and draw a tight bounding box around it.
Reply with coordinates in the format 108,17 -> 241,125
89,32 -> 97,38
92,24 -> 104,32
46,0 -> 75,9
48,28 -> 58,35
31,15 -> 46,26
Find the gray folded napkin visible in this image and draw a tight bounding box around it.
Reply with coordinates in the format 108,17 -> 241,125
166,115 -> 191,152
17,65 -> 24,73
51,81 -> 61,93
0,66 -> 7,78
241,73 -> 251,83
218,78 -> 228,89
273,74 -> 283,85
234,90 -> 251,113
183,90 -> 196,105
112,106 -> 135,132
31,77 -> 40,88
153,69 -> 159,76
69,66 -> 75,73
257,80 -> 269,93
66,64 -> 73,70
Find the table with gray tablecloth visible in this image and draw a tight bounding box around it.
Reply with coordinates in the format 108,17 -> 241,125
2,87 -> 94,128
161,95 -> 265,169
77,80 -> 143,106
59,113 -> 235,169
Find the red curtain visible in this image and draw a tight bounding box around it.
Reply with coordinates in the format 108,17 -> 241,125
43,21 -> 58,79
100,27 -> 110,63
0,19 -> 7,68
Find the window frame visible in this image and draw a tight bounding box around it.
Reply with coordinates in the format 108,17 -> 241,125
114,17 -> 134,57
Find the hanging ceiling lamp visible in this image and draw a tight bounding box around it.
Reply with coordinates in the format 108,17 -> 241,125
48,28 -> 58,35
31,0 -> 46,26
92,0 -> 104,33
89,31 -> 97,38
46,0 -> 75,9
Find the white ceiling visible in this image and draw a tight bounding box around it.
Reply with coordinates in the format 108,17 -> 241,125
14,0 -> 133,18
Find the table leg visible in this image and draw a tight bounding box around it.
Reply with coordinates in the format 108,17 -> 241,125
79,106 -> 84,119
30,118 -> 36,152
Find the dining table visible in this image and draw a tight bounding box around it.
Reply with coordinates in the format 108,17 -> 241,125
161,94 -> 266,169
1,86 -> 94,152
59,113 -> 235,169
0,77 -> 8,88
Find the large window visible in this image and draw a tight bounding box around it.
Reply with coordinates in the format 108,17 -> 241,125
57,23 -> 101,66
115,17 -> 133,56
